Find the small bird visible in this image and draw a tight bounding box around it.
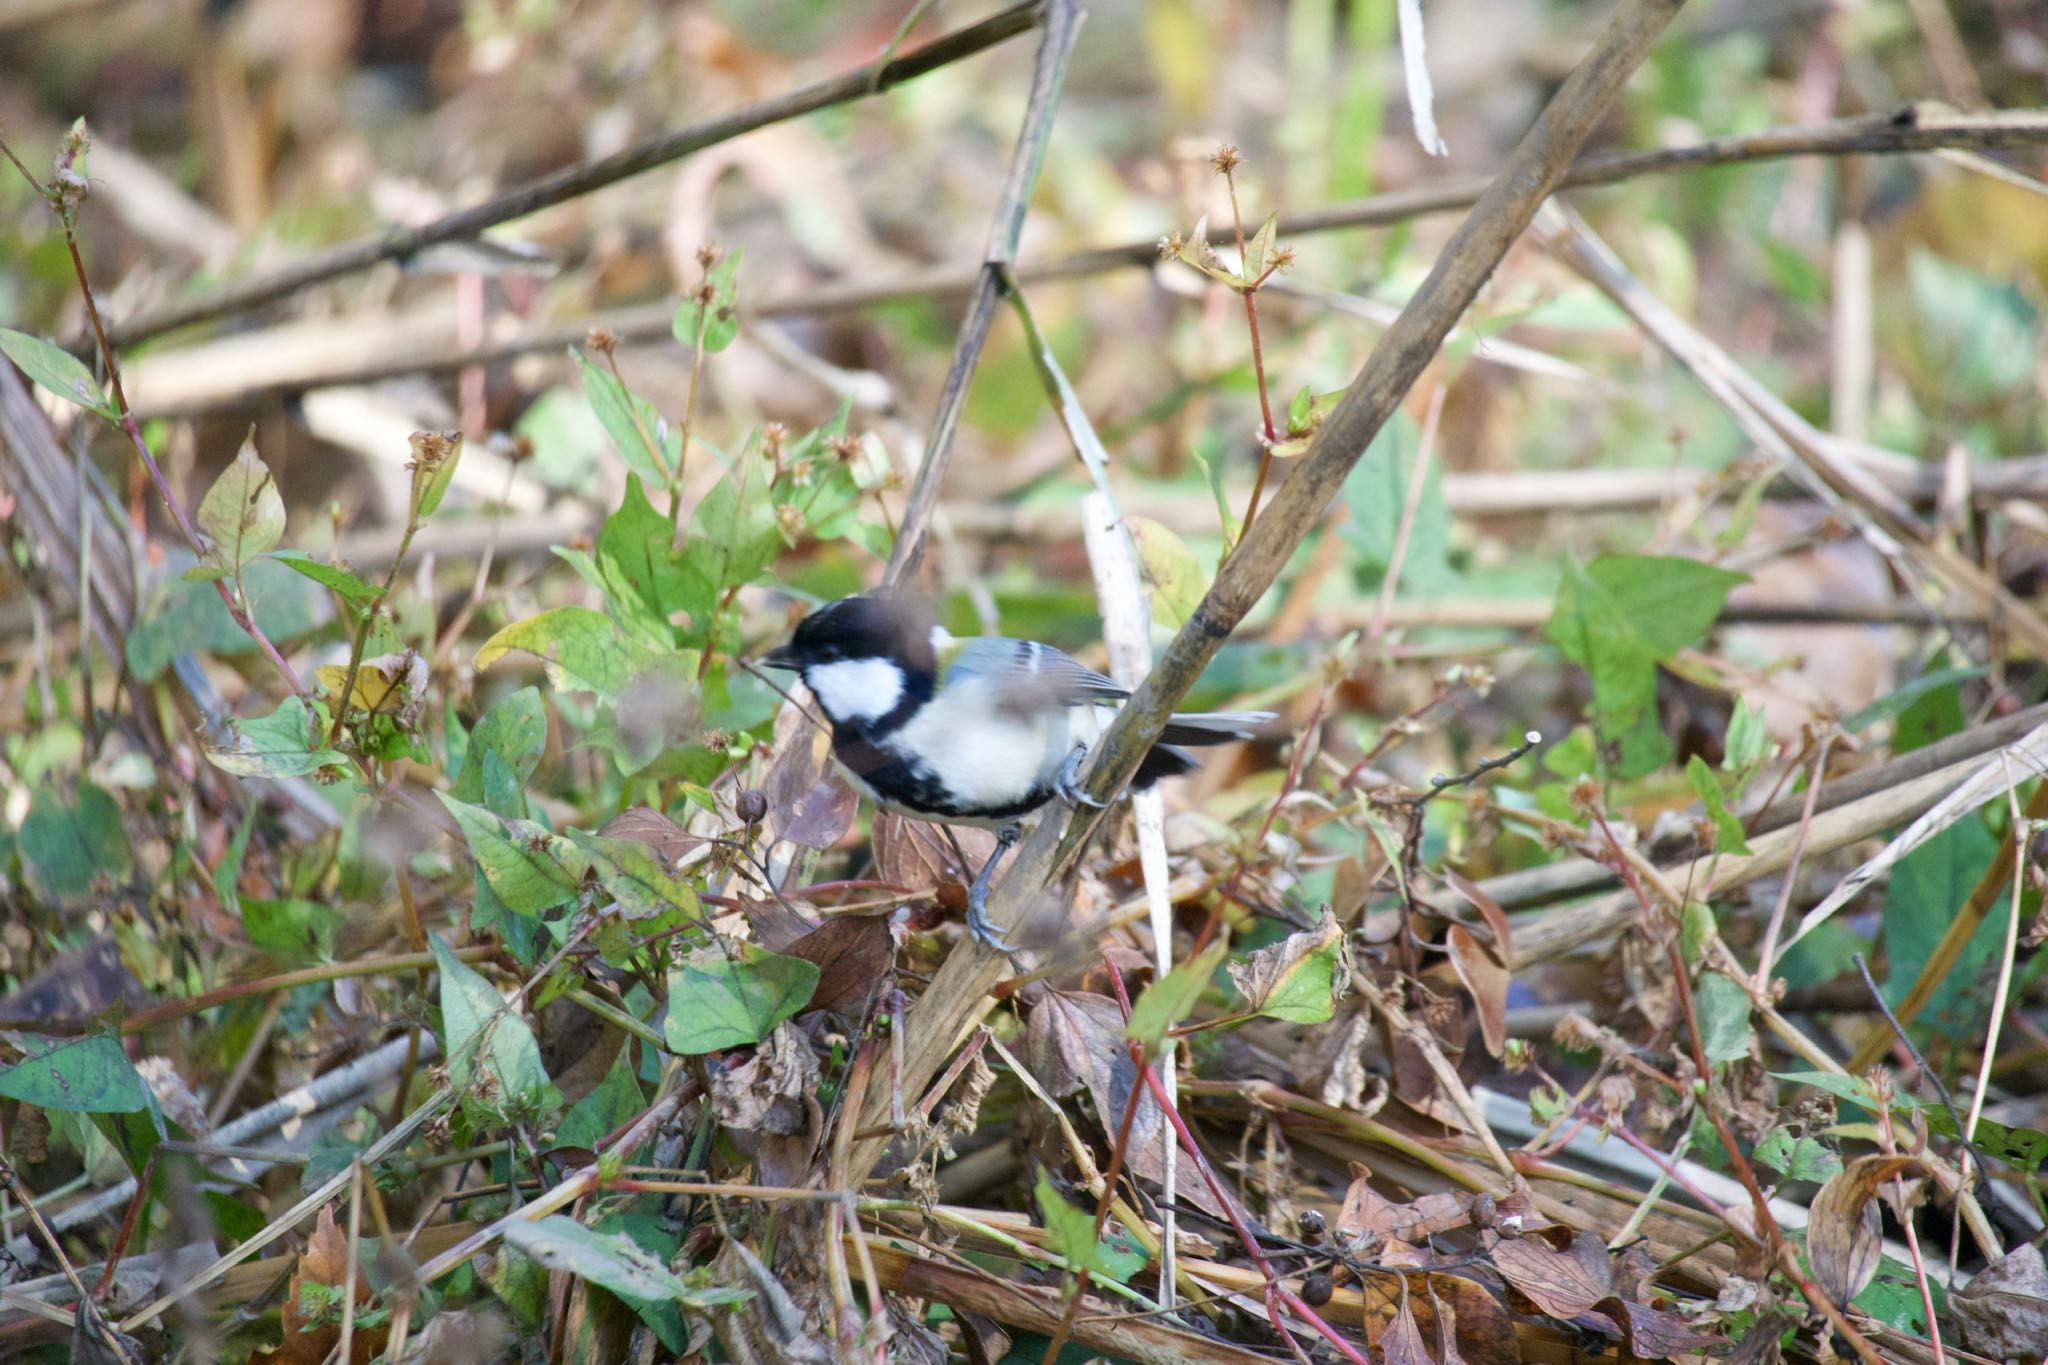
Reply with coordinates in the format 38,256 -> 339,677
761,592 -> 1270,950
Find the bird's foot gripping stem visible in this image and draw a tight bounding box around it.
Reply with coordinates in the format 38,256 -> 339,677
1053,745 -> 1107,810
964,823 -> 1024,953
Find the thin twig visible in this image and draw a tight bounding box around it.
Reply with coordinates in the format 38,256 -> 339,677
884,0 -> 1081,585
98,3 -> 1046,349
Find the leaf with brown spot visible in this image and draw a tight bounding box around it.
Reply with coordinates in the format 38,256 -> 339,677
1491,1227 -> 1613,1319
1807,1153 -> 1913,1304
783,914 -> 892,1016
1445,925 -> 1508,1057
1596,1296 -> 1727,1358
1226,909 -> 1346,1024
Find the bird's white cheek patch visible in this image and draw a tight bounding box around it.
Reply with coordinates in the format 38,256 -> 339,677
805,658 -> 904,723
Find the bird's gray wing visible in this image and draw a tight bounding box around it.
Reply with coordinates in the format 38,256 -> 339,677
944,636 -> 1130,709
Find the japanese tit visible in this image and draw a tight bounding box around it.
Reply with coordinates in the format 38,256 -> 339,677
760,592 -> 1270,950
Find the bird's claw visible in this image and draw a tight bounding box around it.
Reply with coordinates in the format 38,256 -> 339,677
964,824 -> 1024,954
1054,745 -> 1108,810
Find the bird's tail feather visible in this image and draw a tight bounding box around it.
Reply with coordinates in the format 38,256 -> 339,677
1158,710 -> 1273,746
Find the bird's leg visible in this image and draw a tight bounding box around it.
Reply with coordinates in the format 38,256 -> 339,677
1053,744 -> 1108,810
965,823 -> 1023,952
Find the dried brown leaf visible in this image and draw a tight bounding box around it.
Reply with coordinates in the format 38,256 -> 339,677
1442,868 -> 1513,959
872,814 -> 996,895
1807,1153 -> 1913,1304
1491,1227 -> 1613,1319
1021,990 -> 1169,1182
1377,1296 -> 1436,1365
780,775 -> 858,851
1595,1296 -> 1727,1358
596,807 -> 705,867
249,1206 -> 384,1365
783,914 -> 892,1016
1952,1241 -> 2048,1361
1226,908 -> 1346,1023
710,1022 -> 819,1137
1357,1272 -> 1516,1365
1445,925 -> 1508,1057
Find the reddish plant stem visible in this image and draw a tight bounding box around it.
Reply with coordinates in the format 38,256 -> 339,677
0,137 -> 312,698
1219,166 -> 1282,532
1592,812 -> 1886,1365
1103,961 -> 1370,1364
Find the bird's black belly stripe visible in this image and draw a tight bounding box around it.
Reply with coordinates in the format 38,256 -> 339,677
834,734 -> 1050,822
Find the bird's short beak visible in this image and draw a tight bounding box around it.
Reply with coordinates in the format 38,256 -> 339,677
759,645 -> 800,671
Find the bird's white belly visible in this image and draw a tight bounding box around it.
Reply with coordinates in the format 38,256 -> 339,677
860,692 -> 1112,825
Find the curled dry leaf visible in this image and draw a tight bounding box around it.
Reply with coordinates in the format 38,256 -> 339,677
1951,1241 -> 2048,1361
1491,1226 -> 1613,1319
1442,868 -> 1513,959
1806,1153 -> 1914,1304
1445,924 -> 1508,1058
1728,1309 -> 1795,1365
1226,908 -> 1347,1024
710,1021 -> 820,1137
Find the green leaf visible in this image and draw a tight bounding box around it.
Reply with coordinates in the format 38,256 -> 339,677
1546,554 -> 1746,778
450,687 -> 548,809
1924,1108 -> 2048,1174
595,475 -> 690,635
556,1052 -> 645,1150
672,248 -> 742,354
437,794 -> 583,916
662,949 -> 819,1055
1033,1171 -> 1147,1284
1340,414 -> 1451,592
1883,818 -> 2004,1040
476,607 -> 660,702
1722,697 -> 1773,772
1909,251 -> 2037,400
126,555 -> 329,683
19,780 -> 131,903
411,430 -> 463,519
1127,517 -> 1208,630
242,898 -> 343,964
1227,912 -> 1344,1025
0,1035 -> 152,1112
1686,755 -> 1752,856
206,697 -> 352,779
566,831 -> 703,923
0,327 -> 113,417
504,1215 -> 751,1308
431,933 -> 559,1119
213,805 -> 256,913
578,352 -> 674,483
1190,442 -> 1241,554
265,549 -> 381,603
195,436 -> 286,575
676,451 -> 780,641
1243,212 -> 1280,280
1695,972 -> 1754,1065
1841,666 -> 1989,735
1124,941 -> 1228,1049
1753,1126 -> 1843,1182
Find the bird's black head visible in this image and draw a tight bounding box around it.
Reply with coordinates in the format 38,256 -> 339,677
760,593 -> 940,730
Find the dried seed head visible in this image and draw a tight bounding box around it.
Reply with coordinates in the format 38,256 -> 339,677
697,242 -> 721,268
1157,230 -> 1186,261
585,327 -> 617,354
1210,142 -> 1244,177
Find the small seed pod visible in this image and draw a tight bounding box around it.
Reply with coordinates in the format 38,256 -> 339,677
735,790 -> 769,825
1301,1271 -> 1334,1307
